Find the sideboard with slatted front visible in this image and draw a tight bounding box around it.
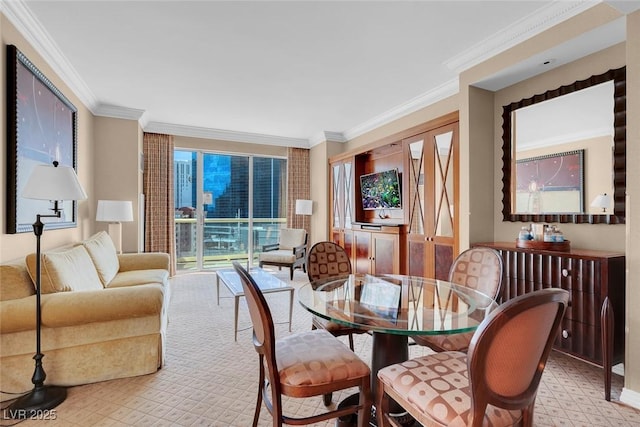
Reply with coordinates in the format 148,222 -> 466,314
474,242 -> 625,401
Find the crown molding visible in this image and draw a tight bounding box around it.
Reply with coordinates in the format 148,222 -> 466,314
94,104 -> 146,121
144,122 -> 310,148
3,0 -> 99,112
309,131 -> 347,147
343,78 -> 459,142
445,1 -> 598,74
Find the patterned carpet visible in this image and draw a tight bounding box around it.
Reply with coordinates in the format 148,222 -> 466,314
4,270 -> 639,426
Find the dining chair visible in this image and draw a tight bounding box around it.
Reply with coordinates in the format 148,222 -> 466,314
412,246 -> 503,352
232,262 -> 371,427
376,287 -> 569,427
307,241 -> 367,352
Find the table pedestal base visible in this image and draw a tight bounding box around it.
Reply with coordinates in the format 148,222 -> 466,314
336,332 -> 414,426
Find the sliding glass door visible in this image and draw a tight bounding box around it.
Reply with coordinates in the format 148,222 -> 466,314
174,150 -> 286,271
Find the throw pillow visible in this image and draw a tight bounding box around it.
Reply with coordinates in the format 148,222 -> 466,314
26,245 -> 104,292
82,231 -> 120,285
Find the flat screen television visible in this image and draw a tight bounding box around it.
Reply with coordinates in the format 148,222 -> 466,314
359,168 -> 402,210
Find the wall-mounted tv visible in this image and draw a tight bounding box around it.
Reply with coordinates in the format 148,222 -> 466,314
359,169 -> 402,210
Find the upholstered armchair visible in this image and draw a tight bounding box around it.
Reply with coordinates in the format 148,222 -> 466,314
258,228 -> 308,279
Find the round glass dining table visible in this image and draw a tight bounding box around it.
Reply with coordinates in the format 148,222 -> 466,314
298,273 -> 498,426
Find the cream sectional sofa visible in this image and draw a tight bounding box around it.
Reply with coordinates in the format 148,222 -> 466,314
0,231 -> 170,401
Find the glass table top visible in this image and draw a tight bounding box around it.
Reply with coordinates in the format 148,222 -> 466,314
298,274 -> 498,336
217,267 -> 293,296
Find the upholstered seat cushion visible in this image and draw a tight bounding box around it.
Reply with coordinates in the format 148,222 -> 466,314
377,352 -> 521,427
276,329 -> 370,393
412,331 -> 475,352
311,315 -> 363,335
108,269 -> 169,288
259,250 -> 296,264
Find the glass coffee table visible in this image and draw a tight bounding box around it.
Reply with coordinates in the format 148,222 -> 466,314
216,267 -> 294,341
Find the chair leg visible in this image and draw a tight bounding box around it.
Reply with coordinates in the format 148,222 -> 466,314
290,266 -> 294,280
348,333 -> 355,351
521,402 -> 535,427
376,379 -> 388,427
323,392 -> 332,406
358,376 -> 371,427
252,359 -> 265,427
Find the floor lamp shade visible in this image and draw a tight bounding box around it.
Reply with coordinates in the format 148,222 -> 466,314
22,164 -> 88,201
96,200 -> 133,254
9,162 -> 86,418
295,199 -> 313,216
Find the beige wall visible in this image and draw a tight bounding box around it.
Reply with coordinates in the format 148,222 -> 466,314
94,117 -> 143,253
0,16 -> 95,263
624,9 -> 640,406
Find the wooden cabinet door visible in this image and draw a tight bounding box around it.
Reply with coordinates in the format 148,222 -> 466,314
372,233 -> 399,275
403,121 -> 458,279
330,159 -> 354,249
353,231 -> 371,274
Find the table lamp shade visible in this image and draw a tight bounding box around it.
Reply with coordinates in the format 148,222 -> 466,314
22,164 -> 87,201
295,199 -> 313,216
590,193 -> 612,211
96,200 -> 133,222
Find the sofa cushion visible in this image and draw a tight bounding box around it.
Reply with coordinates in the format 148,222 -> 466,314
82,231 -> 120,285
107,269 -> 169,288
0,263 -> 35,301
26,246 -> 103,293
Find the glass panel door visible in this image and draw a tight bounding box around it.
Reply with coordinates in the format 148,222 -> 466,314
202,153 -> 249,269
174,150 -> 286,271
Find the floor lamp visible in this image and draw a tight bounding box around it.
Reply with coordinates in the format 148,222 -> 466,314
8,161 -> 87,419
295,199 -> 313,232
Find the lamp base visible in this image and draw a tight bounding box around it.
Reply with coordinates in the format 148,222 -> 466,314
6,385 -> 66,419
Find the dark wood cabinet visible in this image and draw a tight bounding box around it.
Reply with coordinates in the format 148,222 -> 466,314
352,223 -> 405,275
475,242 -> 625,400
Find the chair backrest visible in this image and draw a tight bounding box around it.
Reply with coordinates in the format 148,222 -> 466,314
279,228 -> 307,250
448,247 -> 503,301
307,241 -> 352,281
466,288 -> 569,424
232,262 -> 279,376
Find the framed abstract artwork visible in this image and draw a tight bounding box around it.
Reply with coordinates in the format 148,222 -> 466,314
6,44 -> 79,233
514,149 -> 584,215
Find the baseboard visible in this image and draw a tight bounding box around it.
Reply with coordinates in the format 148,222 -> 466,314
620,387 -> 640,410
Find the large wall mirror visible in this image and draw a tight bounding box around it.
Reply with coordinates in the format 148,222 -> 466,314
501,66 -> 626,224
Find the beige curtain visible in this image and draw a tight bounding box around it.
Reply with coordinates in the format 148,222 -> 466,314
287,147 -> 310,233
143,132 -> 176,275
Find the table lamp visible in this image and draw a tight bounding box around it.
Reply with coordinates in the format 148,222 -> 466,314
590,193 -> 612,213
96,200 -> 133,253
8,161 -> 87,418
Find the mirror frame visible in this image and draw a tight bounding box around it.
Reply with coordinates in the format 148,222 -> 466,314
501,66 -> 626,224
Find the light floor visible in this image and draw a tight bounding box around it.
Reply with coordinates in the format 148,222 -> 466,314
5,271 -> 640,427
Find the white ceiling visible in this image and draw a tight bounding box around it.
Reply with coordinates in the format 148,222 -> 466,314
3,1 -> 637,147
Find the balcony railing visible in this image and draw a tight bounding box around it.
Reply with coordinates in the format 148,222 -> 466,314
175,217 -> 286,271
